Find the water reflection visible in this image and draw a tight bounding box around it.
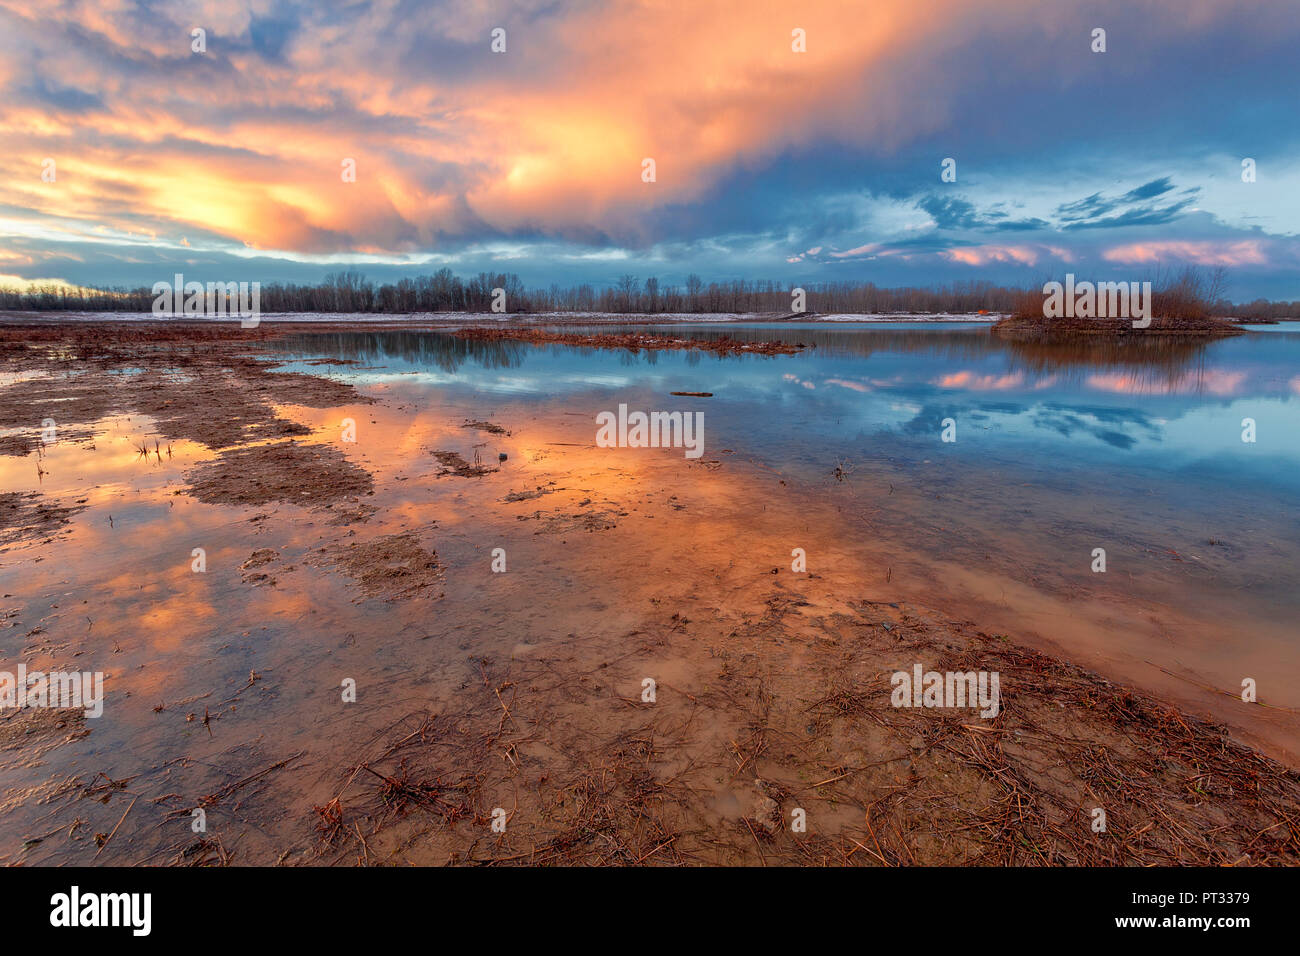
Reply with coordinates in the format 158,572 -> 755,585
272,330 -> 533,372
269,323 -> 1300,399
265,326 -> 1300,601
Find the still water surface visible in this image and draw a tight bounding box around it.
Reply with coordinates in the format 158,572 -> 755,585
269,321 -> 1300,727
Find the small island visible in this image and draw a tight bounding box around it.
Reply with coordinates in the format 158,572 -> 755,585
994,267 -> 1247,337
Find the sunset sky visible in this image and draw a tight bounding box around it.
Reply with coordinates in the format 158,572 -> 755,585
3,0 -> 1298,299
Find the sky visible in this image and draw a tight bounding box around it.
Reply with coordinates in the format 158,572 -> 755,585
2,0 -> 1299,300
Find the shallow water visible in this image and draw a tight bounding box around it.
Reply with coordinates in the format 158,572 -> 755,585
271,320 -> 1300,535
268,322 -> 1300,723
3,319 -> 1299,863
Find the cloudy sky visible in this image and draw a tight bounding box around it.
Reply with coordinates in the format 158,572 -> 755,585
3,0 -> 1298,299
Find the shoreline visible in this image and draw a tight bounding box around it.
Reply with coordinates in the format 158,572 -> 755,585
3,309 -> 1286,329
1,320 -> 1298,865
0,310 -> 1001,327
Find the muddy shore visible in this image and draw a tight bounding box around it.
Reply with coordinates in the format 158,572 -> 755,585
1,319 -> 1298,866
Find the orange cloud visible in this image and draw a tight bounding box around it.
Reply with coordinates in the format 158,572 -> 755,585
0,0 -> 1072,256
0,0 -> 1279,271
942,245 -> 1043,267
1101,240 -> 1268,266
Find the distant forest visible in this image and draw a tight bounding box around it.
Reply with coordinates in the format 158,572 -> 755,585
2,268 -> 1297,319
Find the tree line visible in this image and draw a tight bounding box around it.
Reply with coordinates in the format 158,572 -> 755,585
1,268 -> 1294,318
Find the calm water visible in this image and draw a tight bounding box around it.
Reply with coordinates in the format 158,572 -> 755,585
268,321 -> 1300,717
270,321 -> 1300,496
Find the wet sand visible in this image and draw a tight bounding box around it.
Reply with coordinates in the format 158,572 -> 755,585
1,319 -> 1298,866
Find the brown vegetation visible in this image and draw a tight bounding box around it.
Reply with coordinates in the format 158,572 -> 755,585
999,268 -> 1244,337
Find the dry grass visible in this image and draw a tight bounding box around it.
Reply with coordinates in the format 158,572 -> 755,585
1001,267 -> 1241,336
